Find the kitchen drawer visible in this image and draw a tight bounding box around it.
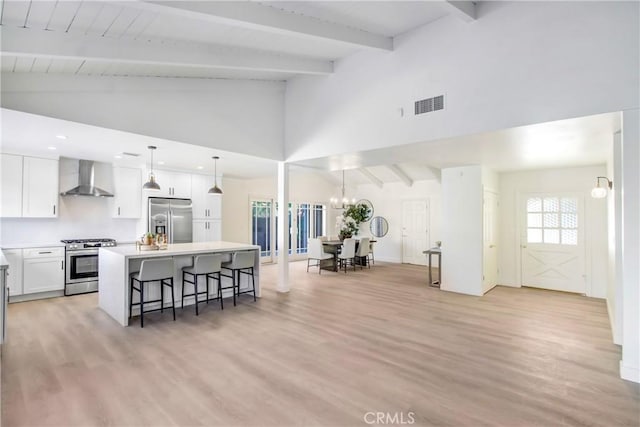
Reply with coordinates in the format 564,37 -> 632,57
23,247 -> 64,259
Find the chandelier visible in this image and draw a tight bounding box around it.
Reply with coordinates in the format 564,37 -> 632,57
330,170 -> 356,209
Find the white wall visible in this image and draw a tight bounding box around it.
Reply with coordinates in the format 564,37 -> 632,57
354,180 -> 441,263
1,74 -> 286,161
620,109 -> 640,383
608,132 -> 623,344
441,166 -> 483,296
285,1 -> 639,161
221,171 -> 339,246
498,165 -> 609,298
0,196 -> 138,246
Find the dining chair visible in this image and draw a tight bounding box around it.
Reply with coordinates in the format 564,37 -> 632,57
338,238 -> 357,273
356,237 -> 371,269
307,238 -> 333,274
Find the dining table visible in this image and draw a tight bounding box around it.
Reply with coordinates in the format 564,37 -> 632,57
321,239 -> 376,271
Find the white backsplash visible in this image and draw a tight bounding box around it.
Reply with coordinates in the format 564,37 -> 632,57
0,195 -> 139,246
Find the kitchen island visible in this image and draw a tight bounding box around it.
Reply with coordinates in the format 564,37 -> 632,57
99,242 -> 261,326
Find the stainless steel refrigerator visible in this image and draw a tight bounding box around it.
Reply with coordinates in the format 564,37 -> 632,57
148,198 -> 193,243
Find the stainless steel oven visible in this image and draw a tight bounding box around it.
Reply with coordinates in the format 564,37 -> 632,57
62,239 -> 116,295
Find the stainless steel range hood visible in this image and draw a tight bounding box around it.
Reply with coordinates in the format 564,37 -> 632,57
60,159 -> 114,197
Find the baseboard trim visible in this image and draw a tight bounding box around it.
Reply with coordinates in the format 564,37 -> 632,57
9,290 -> 64,303
620,361 -> 640,383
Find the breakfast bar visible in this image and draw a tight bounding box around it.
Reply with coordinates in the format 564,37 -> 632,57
99,241 -> 261,326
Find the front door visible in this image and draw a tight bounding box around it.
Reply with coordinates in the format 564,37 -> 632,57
483,191 -> 499,293
521,194 -> 586,294
402,200 -> 429,265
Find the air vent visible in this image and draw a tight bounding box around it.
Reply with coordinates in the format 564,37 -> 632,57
415,95 -> 444,115
121,152 -> 141,157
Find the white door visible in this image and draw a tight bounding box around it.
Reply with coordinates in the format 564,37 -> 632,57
22,157 -> 58,218
402,200 -> 429,265
113,167 -> 142,218
483,191 -> 499,293
521,194 -> 586,294
0,154 -> 23,217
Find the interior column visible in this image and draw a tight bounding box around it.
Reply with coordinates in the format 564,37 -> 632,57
277,161 -> 290,293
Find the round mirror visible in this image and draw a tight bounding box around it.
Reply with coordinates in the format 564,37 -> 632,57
370,216 -> 389,237
356,199 -> 374,221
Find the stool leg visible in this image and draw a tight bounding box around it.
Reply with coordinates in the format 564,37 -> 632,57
129,277 -> 134,321
170,278 -> 176,321
194,275 -> 199,316
140,281 -> 144,328
181,271 -> 186,309
206,274 -> 210,305
218,273 -> 224,310
160,279 -> 164,313
251,267 -> 256,302
232,270 -> 237,306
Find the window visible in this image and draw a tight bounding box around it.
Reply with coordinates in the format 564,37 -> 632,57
527,197 -> 578,245
251,200 -> 273,257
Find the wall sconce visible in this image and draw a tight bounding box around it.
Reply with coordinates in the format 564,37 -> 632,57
591,176 -> 612,199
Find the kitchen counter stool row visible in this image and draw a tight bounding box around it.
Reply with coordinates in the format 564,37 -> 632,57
128,251 -> 256,328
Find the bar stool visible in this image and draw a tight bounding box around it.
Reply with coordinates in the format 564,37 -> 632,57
129,258 -> 175,328
181,254 -> 223,315
220,251 -> 256,305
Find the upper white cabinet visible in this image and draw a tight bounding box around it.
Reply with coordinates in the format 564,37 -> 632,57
22,157 -> 59,218
191,174 -> 222,220
147,170 -> 191,199
113,167 -> 142,218
193,219 -> 221,243
0,154 -> 23,217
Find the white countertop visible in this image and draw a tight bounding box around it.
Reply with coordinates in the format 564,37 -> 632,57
0,242 -> 65,250
100,241 -> 260,259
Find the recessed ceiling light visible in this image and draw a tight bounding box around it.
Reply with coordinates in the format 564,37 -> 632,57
197,166 -> 204,170
114,155 -> 122,159
47,146 -> 57,150
56,135 -> 67,140
158,161 -> 165,165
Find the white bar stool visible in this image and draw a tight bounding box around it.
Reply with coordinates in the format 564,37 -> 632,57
181,254 -> 223,315
221,251 -> 256,306
129,258 -> 175,328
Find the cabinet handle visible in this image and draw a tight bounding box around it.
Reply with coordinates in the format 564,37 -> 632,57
39,251 -> 52,254
53,205 -> 56,215
118,207 -> 121,216
61,261 -> 64,270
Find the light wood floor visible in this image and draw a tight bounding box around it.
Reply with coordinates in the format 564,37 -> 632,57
2,261 -> 639,426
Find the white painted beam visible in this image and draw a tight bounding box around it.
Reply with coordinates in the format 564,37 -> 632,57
130,1 -> 393,51
358,168 -> 383,188
388,164 -> 413,187
0,26 -> 333,75
277,161 -> 290,293
442,1 -> 476,22
425,166 -> 442,182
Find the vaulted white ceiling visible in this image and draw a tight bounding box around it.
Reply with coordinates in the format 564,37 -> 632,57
0,0 -> 474,81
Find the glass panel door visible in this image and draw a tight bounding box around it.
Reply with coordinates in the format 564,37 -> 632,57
251,200 -> 273,262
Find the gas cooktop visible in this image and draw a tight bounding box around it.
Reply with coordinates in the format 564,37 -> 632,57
61,238 -> 116,244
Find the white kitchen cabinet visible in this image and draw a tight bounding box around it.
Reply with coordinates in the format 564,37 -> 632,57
148,170 -> 191,199
23,247 -> 65,294
113,167 -> 142,218
191,174 -> 222,220
0,154 -> 23,217
193,219 -> 221,243
22,157 -> 59,218
3,249 -> 23,297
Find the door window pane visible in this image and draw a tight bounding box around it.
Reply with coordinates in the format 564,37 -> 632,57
251,201 -> 272,257
296,204 -> 311,254
527,196 -> 578,245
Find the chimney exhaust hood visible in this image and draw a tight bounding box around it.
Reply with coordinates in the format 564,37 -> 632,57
60,158 -> 114,197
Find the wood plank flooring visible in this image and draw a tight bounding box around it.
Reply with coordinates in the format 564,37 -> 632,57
2,261 -> 639,426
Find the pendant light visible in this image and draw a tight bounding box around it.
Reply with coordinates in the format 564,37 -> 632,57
208,156 -> 223,195
591,176 -> 612,199
330,170 -> 355,209
142,145 -> 160,190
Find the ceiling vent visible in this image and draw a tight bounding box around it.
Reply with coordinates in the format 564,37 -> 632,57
415,95 -> 444,115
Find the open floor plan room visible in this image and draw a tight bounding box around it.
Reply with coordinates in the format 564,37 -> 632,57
2,262 -> 638,426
